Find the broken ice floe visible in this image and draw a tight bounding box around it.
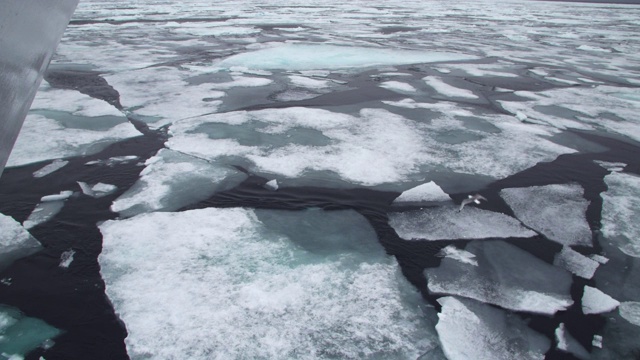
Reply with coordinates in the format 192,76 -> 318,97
85,155 -> 139,167
424,76 -> 478,99
595,160 -> 626,172
592,334 -> 603,348
590,254 -> 610,264
111,149 -> 245,217
427,241 -> 573,315
29,81 -> 122,118
380,81 -> 417,93
392,181 -> 450,204
435,296 -> 550,360
59,249 -> 75,269
0,214 -> 41,271
436,245 -> 478,266
264,179 -> 278,191
0,304 -> 61,358
554,246 -> 600,279
555,323 -> 590,360
33,159 -> 69,178
23,192 -> 73,230
41,191 -> 73,202
389,205 -> 536,241
582,286 -> 620,315
77,182 -> 117,198
98,208 -> 437,359
619,302 -> 640,327
501,184 -> 592,247
288,75 -> 331,89
600,171 -> 640,257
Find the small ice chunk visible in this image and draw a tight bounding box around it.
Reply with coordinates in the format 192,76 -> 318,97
582,286 -> 620,315
590,254 -> 610,264
595,160 -> 626,172
393,181 -> 450,204
264,179 -> 278,191
85,155 -> 139,167
0,304 -> 61,358
437,245 -> 477,266
40,191 -> 73,202
59,249 -> 75,268
619,302 -> 640,327
288,75 -> 330,89
33,160 -> 69,178
553,246 -> 600,279
78,182 -> 117,198
389,205 -> 536,241
77,182 -> 96,197
427,241 -> 574,315
501,184 -> 592,247
424,76 -> 478,99
436,296 -> 550,360
601,171 -> 640,257
592,334 -> 603,348
380,81 -> 417,93
23,201 -> 66,230
555,323 -> 590,360
0,214 -> 41,271
515,112 -> 527,121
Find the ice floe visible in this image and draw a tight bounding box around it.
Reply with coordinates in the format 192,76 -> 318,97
59,249 -> 75,269
501,184 -> 592,247
23,193 -> 72,230
85,155 -> 138,167
30,81 -> 123,118
380,81 -> 417,93
41,191 -> 73,202
554,246 -> 600,279
619,302 -> 640,327
392,181 -> 450,204
389,205 -> 536,241
436,245 -> 478,266
435,296 -> 550,360
111,149 -> 245,217
0,214 -> 41,271
33,159 -> 69,178
424,76 -> 478,99
288,75 -> 330,89
264,179 -> 278,191
555,323 -> 590,360
77,182 -> 117,198
426,241 -> 574,315
582,286 -> 620,315
0,304 -> 61,359
592,334 -> 603,348
99,208 -> 437,359
600,171 -> 640,257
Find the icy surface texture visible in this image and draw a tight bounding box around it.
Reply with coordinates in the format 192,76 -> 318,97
217,44 -> 476,70
619,302 -> 640,327
111,149 -> 245,217
554,246 -> 600,279
601,171 -> 640,257
0,304 -> 62,358
435,296 -> 550,360
426,241 -> 573,315
501,184 -> 592,246
0,213 -> 41,271
555,323 -> 590,360
582,286 -> 620,315
392,181 -> 450,204
389,205 -> 536,241
99,208 -> 437,359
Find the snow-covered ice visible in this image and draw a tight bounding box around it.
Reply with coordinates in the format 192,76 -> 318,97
435,296 -> 550,360
99,207 -> 437,359
554,246 -> 600,279
501,184 -> 592,247
41,190 -> 73,202
619,302 -> 640,327
0,304 -> 61,358
380,81 -> 417,93
424,76 -> 478,99
392,181 -> 450,204
0,214 -> 41,271
601,171 -> 640,257
389,205 -> 536,241
555,323 -> 590,360
426,241 -> 574,315
582,286 -> 620,315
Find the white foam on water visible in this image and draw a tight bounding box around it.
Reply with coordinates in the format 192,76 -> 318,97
7,114 -> 141,167
427,241 -> 574,315
111,149 -> 245,217
40,191 -> 73,202
380,81 -> 417,93
424,76 -> 478,99
555,323 -> 590,360
501,184 -> 592,247
59,249 -> 75,269
98,208 -> 438,359
601,171 -> 640,257
582,286 -> 620,315
0,214 -> 41,271
33,160 -> 69,178
217,44 -> 476,70
392,181 -> 450,204
436,245 -> 478,266
389,205 -> 536,241
619,302 -> 640,327
435,296 -> 550,360
0,304 -> 61,358
554,246 -> 600,279
288,75 -> 330,89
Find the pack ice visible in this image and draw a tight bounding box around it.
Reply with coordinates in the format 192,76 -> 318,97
426,241 -> 574,315
501,184 -> 592,247
0,213 -> 41,271
98,208 -> 437,359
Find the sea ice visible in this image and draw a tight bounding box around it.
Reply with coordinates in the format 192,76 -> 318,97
392,181 -> 450,204
554,246 -> 600,279
288,75 -> 330,89
582,286 -> 620,315
32,159 -> 69,178
0,214 -> 41,271
85,155 -> 139,167
41,191 -> 73,202
600,171 -> 640,257
555,323 -> 590,360
23,200 -> 66,230
435,296 -> 550,360
99,208 -> 437,359
77,182 -> 117,198
30,81 -> 123,118
595,160 -> 626,172
592,335 -> 603,348
209,75 -> 272,90
424,76 -> 478,99
111,149 -> 245,217
619,302 -> 640,327
389,205 -> 536,241
436,245 -> 478,266
216,44 -> 476,70
590,254 -> 610,264
264,179 -> 278,191
59,249 -> 75,268
380,81 -> 417,93
501,184 -> 592,247
426,241 -> 574,315
0,304 -> 61,359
